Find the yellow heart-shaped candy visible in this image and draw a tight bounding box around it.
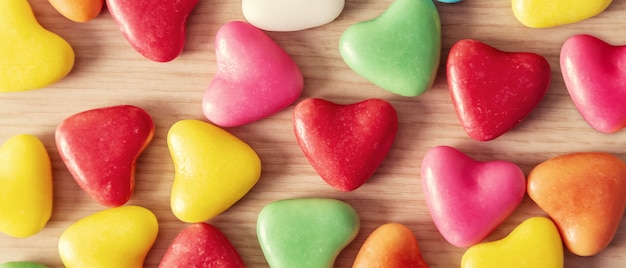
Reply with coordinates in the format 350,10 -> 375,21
0,134 -> 52,238
167,119 -> 261,223
0,0 -> 75,92
461,217 -> 563,268
512,0 -> 612,28
58,206 -> 158,268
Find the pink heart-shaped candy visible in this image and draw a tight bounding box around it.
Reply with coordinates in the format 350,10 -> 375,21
561,34 -> 626,133
203,21 -> 304,127
421,146 -> 526,247
106,0 -> 198,62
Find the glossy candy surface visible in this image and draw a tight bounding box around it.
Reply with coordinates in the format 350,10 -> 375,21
293,98 -> 398,191
58,206 -> 158,268
0,135 -> 52,238
353,223 -> 429,268
560,34 -> 626,133
528,152 -> 626,256
421,146 -> 526,247
339,0 -> 440,97
49,0 -> 104,22
257,198 -> 360,268
106,0 -> 198,62
56,105 -> 155,207
512,0 -> 612,28
461,217 -> 564,268
159,223 -> 245,268
167,119 -> 261,223
242,0 -> 344,31
0,0 -> 74,92
447,39 -> 551,141
203,21 -> 303,127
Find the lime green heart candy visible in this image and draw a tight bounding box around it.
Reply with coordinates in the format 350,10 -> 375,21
0,262 -> 47,268
0,0 -> 74,92
257,198 -> 360,268
58,206 -> 158,268
339,0 -> 441,97
167,119 -> 261,223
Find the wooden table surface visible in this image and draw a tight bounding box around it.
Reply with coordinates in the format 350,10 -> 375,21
3,0 -> 626,267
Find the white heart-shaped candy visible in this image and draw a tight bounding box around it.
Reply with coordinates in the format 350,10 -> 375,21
242,0 -> 344,31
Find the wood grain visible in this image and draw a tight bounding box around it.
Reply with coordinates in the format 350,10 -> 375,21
2,0 -> 626,267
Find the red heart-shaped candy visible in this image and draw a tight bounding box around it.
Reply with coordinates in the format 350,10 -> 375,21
56,105 -> 154,207
447,39 -> 551,141
106,0 -> 198,62
159,223 -> 245,268
293,98 -> 398,191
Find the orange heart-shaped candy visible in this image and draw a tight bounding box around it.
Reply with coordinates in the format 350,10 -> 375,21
353,223 -> 429,268
528,152 -> 626,256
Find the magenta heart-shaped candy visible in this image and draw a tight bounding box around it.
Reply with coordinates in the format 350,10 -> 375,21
421,146 -> 526,247
561,34 -> 626,133
202,21 -> 304,127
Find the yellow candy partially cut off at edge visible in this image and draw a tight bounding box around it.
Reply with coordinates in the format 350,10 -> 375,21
58,206 -> 158,268
0,134 -> 52,238
167,119 -> 261,223
461,217 -> 563,268
0,0 -> 75,92
512,0 -> 612,28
